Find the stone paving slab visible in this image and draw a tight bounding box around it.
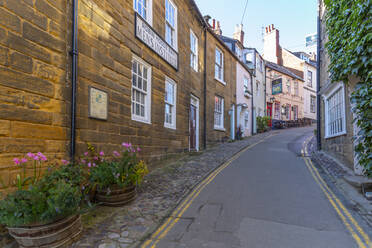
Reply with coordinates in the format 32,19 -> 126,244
70,131 -> 275,248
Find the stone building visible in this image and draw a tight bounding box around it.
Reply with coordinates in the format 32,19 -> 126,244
0,0 -> 239,193
244,48 -> 266,133
265,61 -> 305,123
219,25 -> 253,138
318,0 -> 361,174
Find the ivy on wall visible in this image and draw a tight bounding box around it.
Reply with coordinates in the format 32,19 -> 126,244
324,0 -> 372,176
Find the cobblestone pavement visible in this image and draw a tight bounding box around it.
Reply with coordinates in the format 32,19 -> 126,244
70,131 -> 276,248
308,136 -> 372,229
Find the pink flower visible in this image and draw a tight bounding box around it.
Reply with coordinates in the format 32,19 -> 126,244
37,152 -> 47,161
93,163 -> 96,167
88,162 -> 92,168
93,156 -> 98,161
61,159 -> 69,165
122,142 -> 132,148
33,156 -> 40,161
13,158 -> 21,165
113,151 -> 120,157
21,158 -> 28,163
99,151 -> 104,156
81,159 -> 86,164
130,148 -> 136,153
84,152 -> 89,156
137,147 -> 141,152
27,152 -> 35,159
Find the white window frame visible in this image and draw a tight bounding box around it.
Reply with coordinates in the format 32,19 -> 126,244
133,0 -> 153,25
324,84 -> 347,139
131,55 -> 152,124
164,77 -> 177,129
244,110 -> 249,129
310,95 -> 316,113
165,0 -> 178,51
294,81 -> 299,96
308,70 -> 313,87
190,29 -> 198,72
286,80 -> 291,94
214,96 -> 225,130
244,77 -> 250,96
215,47 -> 225,85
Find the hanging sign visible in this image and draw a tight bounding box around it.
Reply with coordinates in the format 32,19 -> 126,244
272,78 -> 283,95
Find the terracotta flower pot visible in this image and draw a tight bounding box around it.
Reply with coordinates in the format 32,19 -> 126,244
96,185 -> 136,207
7,215 -> 82,248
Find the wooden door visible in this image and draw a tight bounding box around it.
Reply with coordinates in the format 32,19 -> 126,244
190,105 -> 197,150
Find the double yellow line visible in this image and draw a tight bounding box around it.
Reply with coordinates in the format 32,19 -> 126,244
141,133 -> 276,248
302,137 -> 371,248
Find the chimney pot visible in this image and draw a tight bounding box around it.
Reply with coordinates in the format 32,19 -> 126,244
212,19 -> 216,29
269,26 -> 271,32
265,27 -> 268,33
272,24 -> 274,30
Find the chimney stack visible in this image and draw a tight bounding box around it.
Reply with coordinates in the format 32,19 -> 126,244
233,24 -> 245,45
263,24 -> 281,65
215,21 -> 222,35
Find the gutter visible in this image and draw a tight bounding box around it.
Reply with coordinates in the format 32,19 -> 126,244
316,0 -> 321,150
70,0 -> 78,161
203,27 -> 207,149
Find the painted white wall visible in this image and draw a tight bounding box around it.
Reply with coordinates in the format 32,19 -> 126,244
236,62 -> 252,137
303,64 -> 317,120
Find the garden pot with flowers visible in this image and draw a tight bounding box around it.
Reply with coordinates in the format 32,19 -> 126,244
87,143 -> 148,207
0,153 -> 83,248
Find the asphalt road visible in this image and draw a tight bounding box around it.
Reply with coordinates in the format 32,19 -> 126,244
149,127 -> 367,248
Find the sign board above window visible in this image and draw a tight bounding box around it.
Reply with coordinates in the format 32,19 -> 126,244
272,78 -> 282,95
135,13 -> 178,70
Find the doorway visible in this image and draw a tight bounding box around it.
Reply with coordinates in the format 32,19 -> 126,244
267,102 -> 273,127
190,95 -> 199,151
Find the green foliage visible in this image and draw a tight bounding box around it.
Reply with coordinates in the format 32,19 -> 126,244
257,116 -> 270,133
0,180 -> 81,227
324,0 -> 372,176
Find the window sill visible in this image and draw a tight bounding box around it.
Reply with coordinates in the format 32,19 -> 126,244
132,116 -> 151,125
214,126 -> 226,132
164,123 -> 176,130
325,130 -> 347,139
215,77 -> 226,86
191,66 -> 198,73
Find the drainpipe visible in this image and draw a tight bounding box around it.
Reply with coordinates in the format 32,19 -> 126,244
203,27 -> 207,149
264,61 -> 267,116
250,72 -> 254,136
316,1 -> 321,150
70,0 -> 78,161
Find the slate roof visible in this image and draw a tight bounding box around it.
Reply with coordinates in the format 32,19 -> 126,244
265,61 -> 304,81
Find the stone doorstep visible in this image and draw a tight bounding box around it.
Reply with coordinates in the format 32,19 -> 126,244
309,141 -> 372,226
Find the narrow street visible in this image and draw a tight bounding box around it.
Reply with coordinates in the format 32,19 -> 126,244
142,127 -> 371,248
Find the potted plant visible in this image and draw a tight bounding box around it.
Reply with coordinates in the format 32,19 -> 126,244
0,153 -> 83,248
87,143 -> 148,207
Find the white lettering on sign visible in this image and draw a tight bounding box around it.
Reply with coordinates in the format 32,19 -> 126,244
135,14 -> 178,70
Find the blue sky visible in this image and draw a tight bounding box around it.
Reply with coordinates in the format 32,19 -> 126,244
194,0 -> 317,53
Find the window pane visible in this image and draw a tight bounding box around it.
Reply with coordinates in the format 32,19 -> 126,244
143,80 -> 147,92
138,77 -> 142,89
132,74 -> 137,87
